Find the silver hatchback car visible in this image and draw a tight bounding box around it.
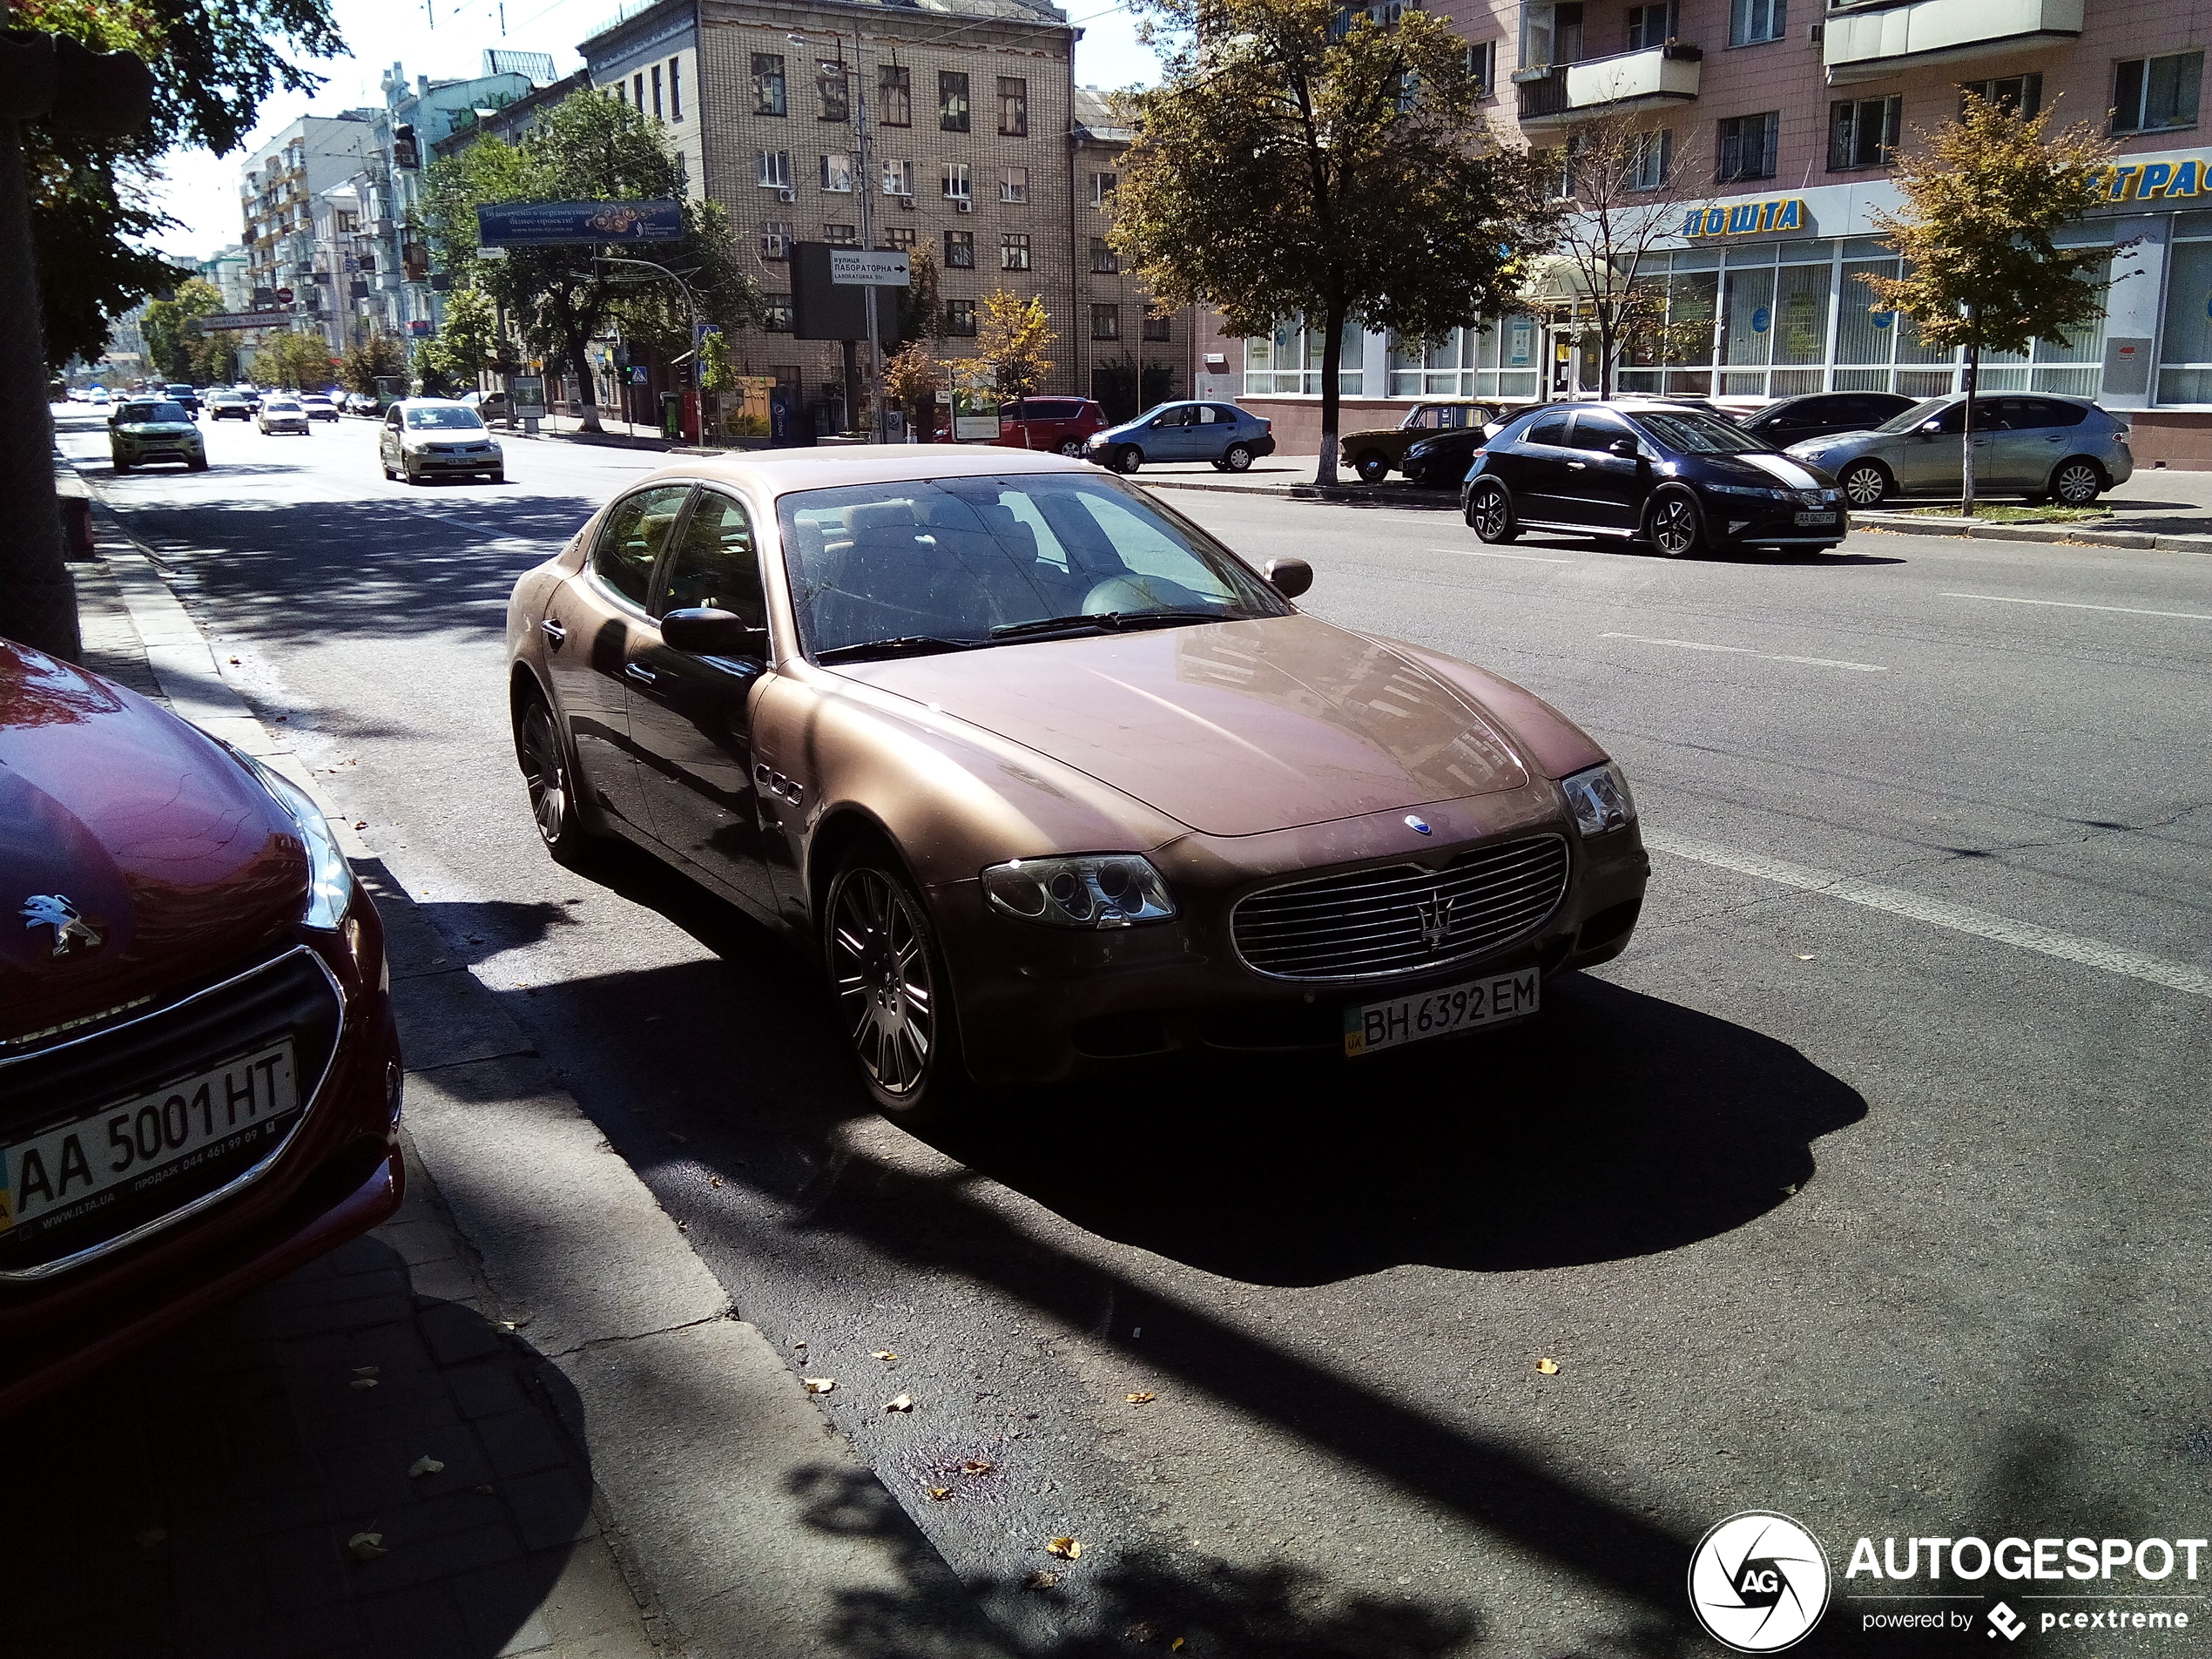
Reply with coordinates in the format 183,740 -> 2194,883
1784,393 -> 2132,508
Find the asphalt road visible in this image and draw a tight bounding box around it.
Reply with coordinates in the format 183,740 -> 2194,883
58,408 -> 2212,1657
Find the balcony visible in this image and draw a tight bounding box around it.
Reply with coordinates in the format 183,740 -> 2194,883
1516,44 -> 1703,126
1824,0 -> 2082,83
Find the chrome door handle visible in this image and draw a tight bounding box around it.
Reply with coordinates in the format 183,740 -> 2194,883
2044,435 -> 2064,442
539,617 -> 567,644
624,663 -> 659,685
1566,460 -> 1587,469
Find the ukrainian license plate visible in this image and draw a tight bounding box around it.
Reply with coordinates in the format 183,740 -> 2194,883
1343,968 -> 1540,1057
0,1042 -> 299,1240
1795,510 -> 1838,526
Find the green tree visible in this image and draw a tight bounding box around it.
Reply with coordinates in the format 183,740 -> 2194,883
1114,0 -> 1559,483
974,290 -> 1055,401
1858,94 -> 2118,516
898,243 -> 943,345
340,334 -> 409,396
882,341 -> 942,439
427,285 -> 502,390
421,94 -> 756,433
411,340 -> 456,398
141,276 -> 224,381
251,329 -> 336,390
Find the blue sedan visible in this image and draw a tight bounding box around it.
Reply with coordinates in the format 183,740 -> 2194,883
1085,401 -> 1276,474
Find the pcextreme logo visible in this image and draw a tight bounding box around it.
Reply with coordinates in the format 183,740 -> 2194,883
1689,1512 -> 1833,1653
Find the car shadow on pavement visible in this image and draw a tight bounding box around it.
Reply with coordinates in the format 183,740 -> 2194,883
0,1237 -> 596,1659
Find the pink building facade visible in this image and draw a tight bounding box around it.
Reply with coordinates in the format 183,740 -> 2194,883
1234,0 -> 2212,466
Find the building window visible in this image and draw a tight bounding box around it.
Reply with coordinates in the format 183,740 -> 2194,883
1625,2 -> 1673,49
651,64 -> 664,118
1089,171 -> 1117,207
1830,96 -> 1900,170
752,55 -> 786,117
1959,74 -> 2040,118
820,152 -> 853,192
1628,129 -> 1672,189
1001,166 -> 1028,203
941,71 -> 970,132
760,220 -> 792,260
1466,40 -> 1497,96
1090,304 -> 1120,340
944,228 -> 974,267
998,76 -> 1028,136
2114,52 -> 2202,133
819,66 -> 850,122
1521,3 -> 1582,69
1716,111 -> 1779,181
1143,310 -> 1173,342
1089,237 -> 1118,273
670,57 -> 683,122
635,72 -> 645,109
943,161 -> 971,200
824,222 -> 860,246
763,298 -> 792,332
1001,233 -> 1031,271
880,226 -> 915,251
946,300 -> 978,336
1728,0 -> 1784,47
882,158 -> 914,196
880,64 -> 911,126
757,149 -> 792,190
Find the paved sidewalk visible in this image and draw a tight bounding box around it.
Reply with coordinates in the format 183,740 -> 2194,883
52,499 -> 1021,1659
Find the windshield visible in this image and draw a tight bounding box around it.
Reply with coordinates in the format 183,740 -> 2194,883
1629,409 -> 1771,455
779,473 -> 1292,659
1876,396 -> 1951,434
124,401 -> 189,423
266,399 -> 301,410
404,405 -> 485,430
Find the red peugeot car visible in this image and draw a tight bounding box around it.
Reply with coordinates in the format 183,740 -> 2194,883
0,639 -> 403,1413
993,396 -> 1109,456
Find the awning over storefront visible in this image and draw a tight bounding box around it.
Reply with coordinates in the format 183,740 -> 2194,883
1516,253 -> 1629,307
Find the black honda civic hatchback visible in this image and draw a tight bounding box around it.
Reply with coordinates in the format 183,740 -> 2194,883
1459,400 -> 1846,556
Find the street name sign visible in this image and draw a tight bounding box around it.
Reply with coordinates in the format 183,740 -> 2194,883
828,249 -> 911,287
476,199 -> 684,247
201,311 -> 293,331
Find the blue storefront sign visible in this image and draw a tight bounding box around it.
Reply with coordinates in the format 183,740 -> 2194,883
476,199 -> 684,248
1751,306 -> 1771,334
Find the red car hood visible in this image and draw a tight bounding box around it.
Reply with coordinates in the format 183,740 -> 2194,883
839,613 -> 1531,836
0,643 -> 308,1045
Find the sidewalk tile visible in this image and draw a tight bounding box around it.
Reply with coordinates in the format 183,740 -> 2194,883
359,1584 -> 473,1652
421,1299 -> 506,1366
504,1465 -> 596,1551
447,1359 -> 532,1420
477,1406 -> 575,1480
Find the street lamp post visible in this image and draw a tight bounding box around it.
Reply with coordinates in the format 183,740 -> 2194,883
793,30 -> 884,442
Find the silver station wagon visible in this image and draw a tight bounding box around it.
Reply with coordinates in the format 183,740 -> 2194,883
1784,393 -> 2133,508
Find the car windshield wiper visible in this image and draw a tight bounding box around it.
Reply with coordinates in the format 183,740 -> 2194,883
814,634 -> 982,664
990,609 -> 1229,641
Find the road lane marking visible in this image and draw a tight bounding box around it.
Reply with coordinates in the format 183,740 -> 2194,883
1645,832 -> 2212,1000
1433,546 -> 1575,564
1602,632 -> 1888,671
1942,591 -> 2212,623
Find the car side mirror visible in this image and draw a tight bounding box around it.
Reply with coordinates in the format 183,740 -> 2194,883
1608,436 -> 1639,458
1919,420 -> 1942,435
662,606 -> 769,658
1262,557 -> 1312,599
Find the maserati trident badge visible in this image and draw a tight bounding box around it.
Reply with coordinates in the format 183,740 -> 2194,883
1405,814 -> 1433,835
21,894 -> 104,958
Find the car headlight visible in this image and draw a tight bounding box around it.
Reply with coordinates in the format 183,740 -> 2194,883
1561,761 -> 1636,837
239,751 -> 354,928
1708,482 -> 1791,501
981,854 -> 1177,927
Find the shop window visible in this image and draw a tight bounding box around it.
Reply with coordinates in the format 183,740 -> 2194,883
1716,111 -> 1779,182
1829,97 -> 1900,171
2114,52 -> 2202,134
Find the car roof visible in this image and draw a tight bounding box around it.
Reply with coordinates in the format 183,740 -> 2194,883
395,397 -> 475,408
625,443 -> 1091,501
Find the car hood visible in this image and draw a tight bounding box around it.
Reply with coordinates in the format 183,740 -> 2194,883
1786,428 -> 1888,454
837,613 -> 1532,836
0,644 -> 309,1045
118,421 -> 198,436
1703,451 -> 1834,489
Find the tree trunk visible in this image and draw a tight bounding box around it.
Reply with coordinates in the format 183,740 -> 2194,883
1960,337 -> 1979,518
0,121 -> 78,662
567,330 -> 602,434
1315,300 -> 1345,487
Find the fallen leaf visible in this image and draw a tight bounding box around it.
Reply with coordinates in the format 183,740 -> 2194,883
1023,1570 -> 1060,1592
1126,1392 -> 1156,1404
346,1532 -> 387,1562
885,1393 -> 914,1413
961,1460 -> 995,1476
792,1339 -> 808,1348
1783,1183 -> 1799,1197
709,1176 -> 723,1188
132,1527 -> 167,1550
353,820 -> 368,830
927,1486 -> 954,1501
872,1350 -> 898,1362
349,1378 -> 379,1391
1047,1536 -> 1082,1561
1534,1358 -> 1560,1376
407,1456 -> 444,1478
1171,1642 -> 1185,1653
227,657 -> 239,664
803,1377 -> 835,1394
1795,953 -> 1816,961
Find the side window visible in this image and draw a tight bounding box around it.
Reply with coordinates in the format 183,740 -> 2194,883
1525,412 -> 1571,446
1931,403 -> 1972,435
594,485 -> 693,609
658,490 -> 765,625
1568,412 -> 1632,450
1208,404 -> 1244,424
2018,397 -> 2087,428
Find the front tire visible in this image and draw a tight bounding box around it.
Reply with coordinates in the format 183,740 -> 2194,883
1112,445 -> 1143,474
825,857 -> 967,1123
1353,449 -> 1390,484
1466,479 -> 1519,543
1838,461 -> 1890,508
516,691 -> 608,872
1222,442 -> 1254,473
1649,491 -> 1707,558
2049,459 -> 2103,506
1056,438 -> 1084,457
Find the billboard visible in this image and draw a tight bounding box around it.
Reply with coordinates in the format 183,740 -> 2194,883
475,199 -> 684,247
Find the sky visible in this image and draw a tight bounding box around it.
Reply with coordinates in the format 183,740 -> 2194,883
147,0 -> 1161,263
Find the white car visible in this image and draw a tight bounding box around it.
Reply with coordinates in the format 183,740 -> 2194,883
259,396 -> 311,435
88,387 -> 111,405
299,395 -> 339,422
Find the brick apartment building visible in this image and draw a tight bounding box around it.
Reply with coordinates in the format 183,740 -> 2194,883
1231,0 -> 2212,466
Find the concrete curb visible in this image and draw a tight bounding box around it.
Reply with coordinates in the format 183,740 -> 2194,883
1141,473 -> 1461,509
72,471 -> 1019,1659
1851,509 -> 2212,554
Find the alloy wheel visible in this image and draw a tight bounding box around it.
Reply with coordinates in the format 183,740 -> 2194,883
1468,482 -> 1515,543
1224,444 -> 1253,472
828,867 -> 937,1103
1840,462 -> 1888,507
1114,446 -> 1143,474
1057,438 -> 1084,456
1651,494 -> 1702,557
520,700 -> 573,852
2051,462 -> 2101,506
